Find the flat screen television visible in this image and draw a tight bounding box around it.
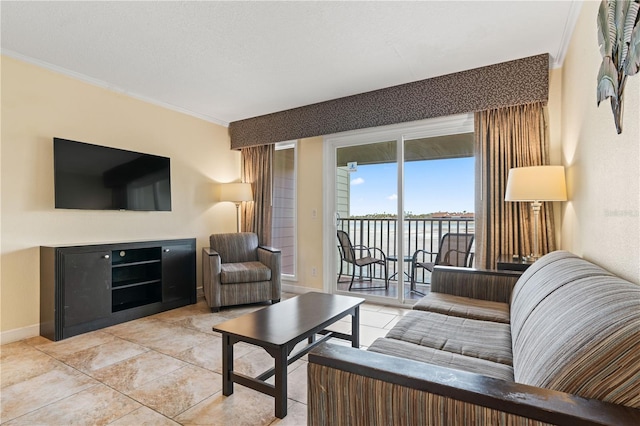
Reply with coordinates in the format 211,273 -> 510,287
54,138 -> 171,211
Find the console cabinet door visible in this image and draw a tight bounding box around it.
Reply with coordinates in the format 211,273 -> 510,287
63,251 -> 111,328
162,243 -> 196,303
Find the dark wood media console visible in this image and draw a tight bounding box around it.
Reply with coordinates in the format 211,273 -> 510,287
40,238 -> 196,341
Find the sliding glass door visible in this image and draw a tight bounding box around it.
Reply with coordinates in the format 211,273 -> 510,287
324,114 -> 474,306
335,139 -> 398,301
403,134 -> 475,295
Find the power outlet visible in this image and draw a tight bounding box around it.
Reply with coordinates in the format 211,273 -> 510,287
311,267 -> 317,277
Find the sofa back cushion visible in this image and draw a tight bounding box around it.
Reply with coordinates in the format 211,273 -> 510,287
209,232 -> 259,263
510,251 -> 611,342
510,251 -> 640,408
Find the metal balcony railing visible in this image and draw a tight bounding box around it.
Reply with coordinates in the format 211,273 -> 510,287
337,217 -> 475,285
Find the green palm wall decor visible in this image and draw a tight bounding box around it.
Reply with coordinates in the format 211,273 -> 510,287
597,0 -> 640,134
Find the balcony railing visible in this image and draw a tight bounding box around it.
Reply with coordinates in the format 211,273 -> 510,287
337,217 -> 475,285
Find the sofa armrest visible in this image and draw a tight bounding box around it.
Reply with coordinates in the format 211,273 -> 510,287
257,246 -> 281,300
430,266 -> 521,303
202,247 -> 222,308
308,343 -> 640,426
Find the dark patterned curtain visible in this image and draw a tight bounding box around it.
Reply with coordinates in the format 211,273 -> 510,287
474,102 -> 557,269
241,145 -> 274,245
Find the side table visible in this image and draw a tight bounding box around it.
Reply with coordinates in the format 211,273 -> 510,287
496,254 -> 535,272
386,255 -> 413,282
387,255 -> 425,295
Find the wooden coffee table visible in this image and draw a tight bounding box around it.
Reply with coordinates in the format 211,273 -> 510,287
212,292 -> 364,418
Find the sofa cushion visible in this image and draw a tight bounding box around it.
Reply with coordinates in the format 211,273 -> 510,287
511,252 -> 640,409
413,292 -> 510,323
384,310 -> 513,366
368,337 -> 514,381
220,261 -> 271,284
510,250 -> 614,344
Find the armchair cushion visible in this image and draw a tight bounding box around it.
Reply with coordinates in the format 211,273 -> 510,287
209,232 -> 259,263
220,261 -> 272,284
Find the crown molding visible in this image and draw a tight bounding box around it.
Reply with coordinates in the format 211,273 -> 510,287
1,49 -> 229,127
551,0 -> 583,69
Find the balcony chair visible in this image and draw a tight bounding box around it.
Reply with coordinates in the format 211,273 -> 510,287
336,230 -> 388,291
410,232 -> 474,291
203,232 -> 281,312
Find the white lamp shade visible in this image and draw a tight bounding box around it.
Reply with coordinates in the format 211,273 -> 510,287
505,166 -> 567,202
220,183 -> 253,202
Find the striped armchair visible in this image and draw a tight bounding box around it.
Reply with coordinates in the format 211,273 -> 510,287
202,232 -> 281,312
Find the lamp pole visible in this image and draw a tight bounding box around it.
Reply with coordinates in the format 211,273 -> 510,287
220,182 -> 253,233
235,202 -> 241,233
531,201 -> 542,260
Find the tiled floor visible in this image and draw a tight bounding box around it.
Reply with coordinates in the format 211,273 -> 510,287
1,293 -> 412,425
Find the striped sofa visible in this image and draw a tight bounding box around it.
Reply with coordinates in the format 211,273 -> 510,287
308,251 -> 640,425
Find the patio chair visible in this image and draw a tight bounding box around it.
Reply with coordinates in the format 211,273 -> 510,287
410,233 -> 474,290
336,230 -> 388,291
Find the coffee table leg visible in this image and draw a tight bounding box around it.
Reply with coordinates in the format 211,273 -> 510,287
274,347 -> 288,418
222,333 -> 234,396
351,306 -> 360,348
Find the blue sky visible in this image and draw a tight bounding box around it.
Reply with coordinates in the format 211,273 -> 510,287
348,157 -> 474,216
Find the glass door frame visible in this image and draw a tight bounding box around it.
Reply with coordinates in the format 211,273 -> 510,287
322,113 -> 474,306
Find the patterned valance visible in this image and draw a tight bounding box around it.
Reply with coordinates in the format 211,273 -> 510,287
229,54 -> 549,149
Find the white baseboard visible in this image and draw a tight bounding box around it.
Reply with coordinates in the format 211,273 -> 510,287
1,324 -> 40,345
282,283 -> 321,295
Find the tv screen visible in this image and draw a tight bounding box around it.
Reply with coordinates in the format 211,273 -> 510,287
54,138 -> 171,211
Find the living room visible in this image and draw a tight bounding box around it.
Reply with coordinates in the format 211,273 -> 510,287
2,1 -> 639,424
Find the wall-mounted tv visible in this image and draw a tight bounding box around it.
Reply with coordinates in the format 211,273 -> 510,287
54,138 -> 171,211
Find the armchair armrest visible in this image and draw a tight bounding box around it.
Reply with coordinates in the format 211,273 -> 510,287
413,248 -> 436,262
353,245 -> 386,260
202,247 -> 222,308
308,343 -> 640,426
258,245 -> 281,254
257,246 -> 281,300
430,266 -> 521,303
203,247 -> 220,257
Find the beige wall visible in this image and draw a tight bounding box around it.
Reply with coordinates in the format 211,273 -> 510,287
289,136 -> 324,291
548,68 -> 563,165
560,2 -> 640,283
4,1 -> 639,342
547,67 -> 564,247
1,56 -> 240,340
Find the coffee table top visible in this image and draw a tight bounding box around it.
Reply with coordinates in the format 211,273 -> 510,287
212,292 -> 364,347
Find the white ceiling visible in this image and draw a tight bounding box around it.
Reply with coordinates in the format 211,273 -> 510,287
1,1 -> 582,126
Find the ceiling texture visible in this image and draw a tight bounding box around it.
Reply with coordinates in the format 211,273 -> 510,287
1,1 -> 582,127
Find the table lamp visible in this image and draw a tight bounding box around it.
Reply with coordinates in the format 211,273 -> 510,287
505,166 -> 567,260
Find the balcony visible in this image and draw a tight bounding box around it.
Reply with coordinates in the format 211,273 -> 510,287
337,217 -> 475,299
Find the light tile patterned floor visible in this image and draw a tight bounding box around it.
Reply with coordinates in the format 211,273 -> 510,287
0,293 -> 412,425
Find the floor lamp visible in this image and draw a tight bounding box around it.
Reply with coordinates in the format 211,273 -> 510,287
505,166 -> 567,260
220,183 -> 253,233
